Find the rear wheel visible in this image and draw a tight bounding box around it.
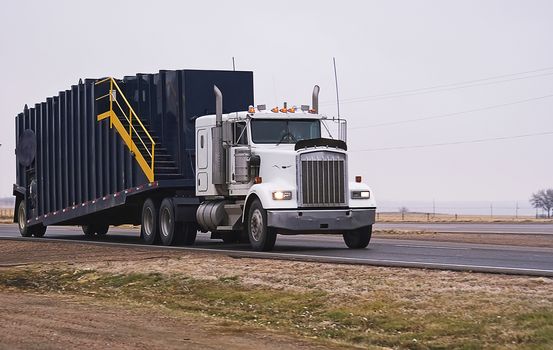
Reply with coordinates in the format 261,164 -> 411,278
141,198 -> 160,245
32,225 -> 47,238
247,199 -> 276,251
159,198 -> 182,246
17,200 -> 32,237
96,224 -> 109,236
343,225 -> 372,249
18,200 -> 46,237
82,225 -> 96,236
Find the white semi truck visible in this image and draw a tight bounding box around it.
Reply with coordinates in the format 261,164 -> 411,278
194,85 -> 376,251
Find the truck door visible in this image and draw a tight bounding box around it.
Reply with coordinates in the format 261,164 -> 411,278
196,128 -> 208,192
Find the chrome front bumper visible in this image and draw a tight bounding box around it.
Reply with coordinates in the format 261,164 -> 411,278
267,208 -> 376,233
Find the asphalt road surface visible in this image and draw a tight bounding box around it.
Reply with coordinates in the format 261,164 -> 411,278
375,222 -> 553,235
0,224 -> 552,277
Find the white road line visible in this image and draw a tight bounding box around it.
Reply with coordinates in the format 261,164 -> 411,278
393,244 -> 470,250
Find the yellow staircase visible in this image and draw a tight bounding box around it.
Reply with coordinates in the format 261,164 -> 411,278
95,77 -> 156,182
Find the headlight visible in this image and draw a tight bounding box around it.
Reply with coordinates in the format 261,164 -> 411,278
272,191 -> 292,200
351,191 -> 370,199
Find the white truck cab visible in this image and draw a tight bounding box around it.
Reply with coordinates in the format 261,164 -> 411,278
195,86 -> 376,251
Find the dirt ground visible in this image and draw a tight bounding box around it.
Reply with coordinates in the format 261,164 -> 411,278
0,292 -> 337,350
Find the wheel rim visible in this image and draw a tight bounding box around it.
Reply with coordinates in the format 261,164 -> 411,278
160,207 -> 171,238
250,209 -> 263,242
18,205 -> 26,231
143,207 -> 154,236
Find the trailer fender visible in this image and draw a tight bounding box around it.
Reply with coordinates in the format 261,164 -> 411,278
172,197 -> 201,223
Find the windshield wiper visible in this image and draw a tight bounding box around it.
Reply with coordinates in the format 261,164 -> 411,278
276,132 -> 297,146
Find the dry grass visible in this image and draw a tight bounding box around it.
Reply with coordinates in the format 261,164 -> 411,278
377,212 -> 552,223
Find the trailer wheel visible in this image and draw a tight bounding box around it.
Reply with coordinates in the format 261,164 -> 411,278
182,223 -> 197,246
33,225 -> 47,238
17,200 -> 32,237
247,199 -> 276,251
343,225 -> 372,249
96,224 -> 109,236
141,198 -> 160,245
159,198 -> 182,246
82,225 -> 96,236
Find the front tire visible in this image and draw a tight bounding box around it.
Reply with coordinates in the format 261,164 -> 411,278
343,225 -> 372,249
247,199 -> 276,251
141,198 -> 160,245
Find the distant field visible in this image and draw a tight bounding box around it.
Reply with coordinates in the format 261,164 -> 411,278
0,208 -> 13,224
377,212 -> 550,223
3,208 -> 550,224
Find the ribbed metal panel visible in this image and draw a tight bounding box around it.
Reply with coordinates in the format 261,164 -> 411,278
297,151 -> 347,207
14,70 -> 254,226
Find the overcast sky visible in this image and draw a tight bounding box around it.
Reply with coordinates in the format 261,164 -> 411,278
1,0 -> 552,205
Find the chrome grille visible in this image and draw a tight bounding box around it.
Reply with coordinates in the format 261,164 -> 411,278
298,151 -> 347,207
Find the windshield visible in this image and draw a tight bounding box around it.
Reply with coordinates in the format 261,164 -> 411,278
251,119 -> 321,144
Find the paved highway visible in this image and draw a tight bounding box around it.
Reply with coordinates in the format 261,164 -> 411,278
0,224 -> 552,277
375,222 -> 553,234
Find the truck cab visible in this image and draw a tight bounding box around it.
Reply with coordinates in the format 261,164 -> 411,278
195,86 -> 376,251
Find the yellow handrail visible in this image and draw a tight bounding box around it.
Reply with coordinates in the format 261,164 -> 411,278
95,77 -> 156,182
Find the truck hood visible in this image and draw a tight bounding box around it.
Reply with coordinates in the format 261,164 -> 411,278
253,146 -> 298,187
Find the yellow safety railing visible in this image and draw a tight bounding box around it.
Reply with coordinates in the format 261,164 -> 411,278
95,77 -> 155,182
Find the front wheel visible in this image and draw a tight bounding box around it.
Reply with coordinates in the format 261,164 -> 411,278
247,199 -> 276,251
343,225 -> 372,249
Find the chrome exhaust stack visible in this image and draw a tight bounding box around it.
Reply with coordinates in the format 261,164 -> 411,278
212,85 -> 225,185
312,85 -> 320,113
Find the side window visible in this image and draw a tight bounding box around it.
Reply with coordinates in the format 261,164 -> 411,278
234,122 -> 248,145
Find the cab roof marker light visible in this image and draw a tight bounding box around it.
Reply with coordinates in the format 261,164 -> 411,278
271,106 -> 279,113
248,105 -> 255,113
